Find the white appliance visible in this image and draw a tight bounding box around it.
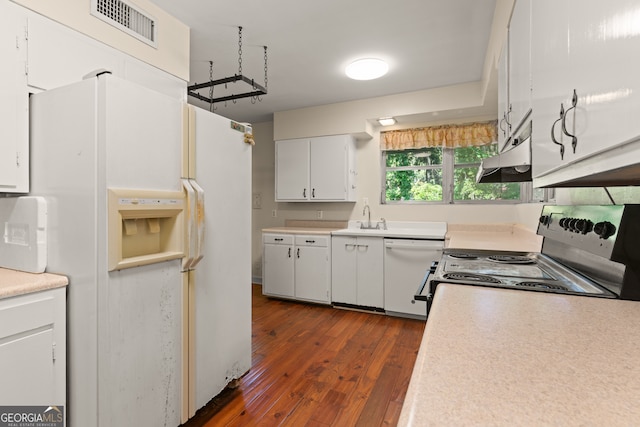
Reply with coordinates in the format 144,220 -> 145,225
182,105 -> 252,416
0,196 -> 47,273
30,74 -> 252,426
384,238 -> 444,318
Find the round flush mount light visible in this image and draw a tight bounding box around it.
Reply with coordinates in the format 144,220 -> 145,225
345,58 -> 389,80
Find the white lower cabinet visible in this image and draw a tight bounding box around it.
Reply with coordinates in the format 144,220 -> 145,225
0,287 -> 66,409
262,233 -> 331,304
262,234 -> 295,298
331,236 -> 384,309
293,236 -> 331,303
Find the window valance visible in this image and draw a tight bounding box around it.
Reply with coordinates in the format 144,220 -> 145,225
381,120 -> 498,151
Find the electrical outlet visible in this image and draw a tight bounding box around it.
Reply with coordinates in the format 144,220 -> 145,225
363,197 -> 369,205
272,209 -> 277,217
317,210 -> 323,219
252,192 -> 262,209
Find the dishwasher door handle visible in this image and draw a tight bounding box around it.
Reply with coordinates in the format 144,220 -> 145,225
386,244 -> 442,250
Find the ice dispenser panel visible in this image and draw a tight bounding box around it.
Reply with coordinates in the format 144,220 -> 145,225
108,188 -> 184,271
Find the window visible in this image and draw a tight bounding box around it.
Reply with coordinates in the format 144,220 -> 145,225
383,144 -> 536,204
385,148 -> 443,202
381,121 -> 551,204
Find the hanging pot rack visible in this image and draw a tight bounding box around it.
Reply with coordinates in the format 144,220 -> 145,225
187,26 -> 268,106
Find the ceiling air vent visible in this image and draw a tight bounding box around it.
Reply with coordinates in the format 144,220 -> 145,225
91,0 -> 157,47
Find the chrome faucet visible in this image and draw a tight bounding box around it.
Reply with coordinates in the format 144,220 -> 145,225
362,204 -> 372,229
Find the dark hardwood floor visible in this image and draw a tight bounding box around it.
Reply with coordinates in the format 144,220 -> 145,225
183,284 -> 425,426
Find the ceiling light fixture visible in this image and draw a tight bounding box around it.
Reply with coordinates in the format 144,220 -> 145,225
345,58 -> 389,80
378,117 -> 396,126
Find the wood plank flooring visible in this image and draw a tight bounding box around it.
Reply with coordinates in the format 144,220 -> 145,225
182,284 -> 425,427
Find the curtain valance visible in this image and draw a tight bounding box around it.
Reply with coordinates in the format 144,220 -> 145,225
381,120 -> 498,151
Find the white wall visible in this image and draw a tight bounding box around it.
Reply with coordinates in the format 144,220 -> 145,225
11,0 -> 189,80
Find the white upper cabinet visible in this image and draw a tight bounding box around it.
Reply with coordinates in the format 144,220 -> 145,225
275,138 -> 310,201
507,0 -> 532,136
275,135 -> 357,202
532,0 -> 640,186
496,0 -> 532,149
0,2 -> 28,193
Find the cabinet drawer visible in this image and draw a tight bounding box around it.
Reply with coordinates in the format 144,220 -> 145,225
295,235 -> 329,247
263,234 -> 294,245
0,292 -> 56,340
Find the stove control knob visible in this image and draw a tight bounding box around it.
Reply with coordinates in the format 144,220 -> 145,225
575,219 -> 593,234
568,218 -> 579,232
594,221 -> 616,239
539,215 -> 550,226
559,218 -> 569,229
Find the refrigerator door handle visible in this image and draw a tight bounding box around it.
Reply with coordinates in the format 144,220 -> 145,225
182,179 -> 197,271
188,178 -> 205,270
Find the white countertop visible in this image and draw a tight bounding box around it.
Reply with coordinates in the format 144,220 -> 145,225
399,284 -> 640,426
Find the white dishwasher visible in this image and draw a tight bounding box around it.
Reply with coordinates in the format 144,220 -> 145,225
384,238 -> 443,318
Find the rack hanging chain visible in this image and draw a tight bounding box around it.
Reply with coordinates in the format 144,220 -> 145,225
264,46 -> 268,89
208,60 -> 216,112
252,46 -> 268,104
237,26 -> 243,76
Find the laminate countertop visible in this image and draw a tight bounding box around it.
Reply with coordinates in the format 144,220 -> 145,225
262,227 -> 340,235
0,268 -> 68,299
399,284 -> 640,426
446,223 -> 543,252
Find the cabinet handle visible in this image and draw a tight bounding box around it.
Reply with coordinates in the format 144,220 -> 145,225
551,105 -> 565,160
499,114 -> 507,137
274,238 -> 283,242
287,247 -> 291,258
312,188 -> 315,198
305,239 -> 316,244
561,89 -> 578,154
504,104 -> 512,127
357,244 -> 369,250
345,243 -> 356,250
297,248 -> 300,258
303,188 -> 307,198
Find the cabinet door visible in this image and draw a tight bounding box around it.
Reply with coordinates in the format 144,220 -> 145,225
564,0 -> 640,163
310,136 -> 347,200
355,237 -> 384,309
0,288 -> 65,406
275,139 -> 310,200
0,329 -> 55,404
263,243 -> 294,298
532,0 -> 640,185
497,37 -> 510,149
0,3 -> 28,193
508,0 -> 532,135
331,236 -> 357,304
295,245 -> 330,303
531,0 -> 571,178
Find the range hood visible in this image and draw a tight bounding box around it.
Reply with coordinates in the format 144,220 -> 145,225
477,121 -> 532,183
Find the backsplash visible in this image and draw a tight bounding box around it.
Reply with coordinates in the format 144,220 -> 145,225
556,187 -> 640,205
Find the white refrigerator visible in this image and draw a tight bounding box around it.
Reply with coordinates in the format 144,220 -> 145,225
30,74 -> 252,426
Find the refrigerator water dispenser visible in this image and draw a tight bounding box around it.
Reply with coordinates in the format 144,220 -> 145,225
108,188 -> 185,271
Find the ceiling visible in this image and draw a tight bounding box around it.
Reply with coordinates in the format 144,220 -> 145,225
149,0 -> 498,124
